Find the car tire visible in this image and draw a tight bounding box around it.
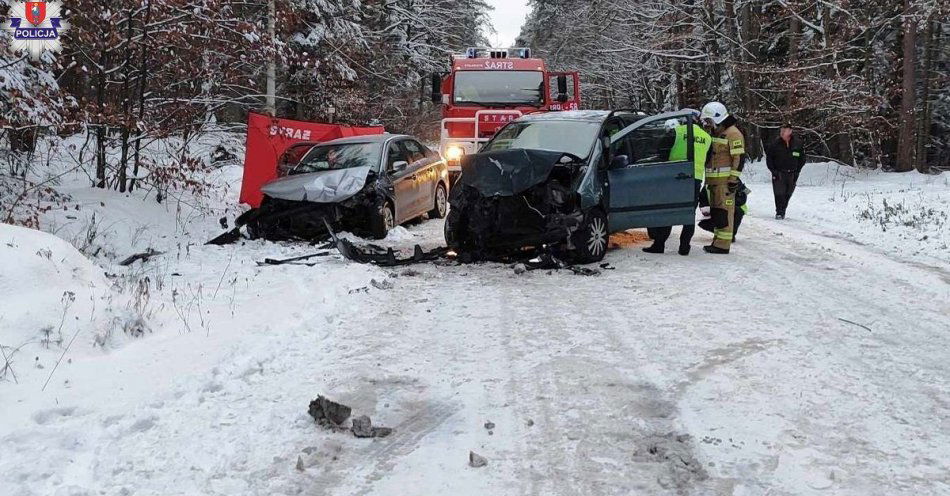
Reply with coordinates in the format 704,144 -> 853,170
571,208 -> 608,264
371,202 -> 395,240
428,183 -> 448,219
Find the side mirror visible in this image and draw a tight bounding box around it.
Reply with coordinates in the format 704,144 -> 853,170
392,160 -> 409,173
430,74 -> 442,104
556,75 -> 568,103
610,155 -> 630,169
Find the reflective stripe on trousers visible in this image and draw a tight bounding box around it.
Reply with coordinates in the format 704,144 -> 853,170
707,179 -> 735,250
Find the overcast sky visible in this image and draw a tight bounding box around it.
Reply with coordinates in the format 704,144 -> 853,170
486,0 -> 531,48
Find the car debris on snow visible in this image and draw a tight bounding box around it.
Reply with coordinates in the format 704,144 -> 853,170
308,395 -> 352,428
325,220 -> 448,267
212,213 -> 606,276
308,396 -> 393,439
257,252 -> 332,266
118,248 -> 164,266
519,253 -> 602,276
350,415 -> 393,438
469,451 -> 488,468
484,421 -> 495,430
370,278 -> 394,290
567,266 -> 600,276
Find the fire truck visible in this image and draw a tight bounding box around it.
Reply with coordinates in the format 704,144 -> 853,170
430,47 -> 581,178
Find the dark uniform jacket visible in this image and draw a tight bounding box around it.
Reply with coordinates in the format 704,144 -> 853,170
766,136 -> 806,173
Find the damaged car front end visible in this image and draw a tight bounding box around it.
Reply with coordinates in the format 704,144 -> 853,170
445,113 -> 611,263
220,134 -> 448,243
250,164 -> 393,241
446,149 -> 589,255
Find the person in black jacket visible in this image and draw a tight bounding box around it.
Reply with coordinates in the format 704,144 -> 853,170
766,124 -> 806,219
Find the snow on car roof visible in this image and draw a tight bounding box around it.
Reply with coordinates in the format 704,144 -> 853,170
321,134 -> 409,146
516,110 -> 612,123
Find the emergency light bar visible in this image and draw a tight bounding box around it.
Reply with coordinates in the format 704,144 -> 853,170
463,47 -> 532,59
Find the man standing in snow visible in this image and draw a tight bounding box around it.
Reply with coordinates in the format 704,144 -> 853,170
699,101 -> 745,254
766,124 -> 806,219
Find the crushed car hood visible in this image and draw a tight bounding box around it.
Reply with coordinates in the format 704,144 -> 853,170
260,166 -> 373,203
459,149 -> 570,197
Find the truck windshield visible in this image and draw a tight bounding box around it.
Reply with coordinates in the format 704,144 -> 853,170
483,121 -> 600,158
293,143 -> 380,174
454,71 -> 544,106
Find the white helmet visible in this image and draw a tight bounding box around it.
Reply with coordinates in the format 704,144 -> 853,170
701,101 -> 729,125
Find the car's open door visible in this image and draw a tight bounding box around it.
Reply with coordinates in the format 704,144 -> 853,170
606,110 -> 699,231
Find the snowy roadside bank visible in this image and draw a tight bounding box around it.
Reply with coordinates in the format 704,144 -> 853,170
742,162 -> 948,267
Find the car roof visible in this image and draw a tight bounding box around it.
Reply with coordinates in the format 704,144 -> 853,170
514,109 -> 677,125
321,134 -> 410,146
516,110 -> 612,123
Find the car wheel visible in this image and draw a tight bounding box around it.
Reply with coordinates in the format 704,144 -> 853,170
371,202 -> 395,239
571,208 -> 608,264
428,183 -> 448,219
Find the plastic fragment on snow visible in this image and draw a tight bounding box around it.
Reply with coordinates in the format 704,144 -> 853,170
351,415 -> 393,438
118,248 -> 164,266
308,395 -> 352,427
469,451 -> 488,468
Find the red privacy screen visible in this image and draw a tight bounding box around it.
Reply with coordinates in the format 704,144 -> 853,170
239,112 -> 385,207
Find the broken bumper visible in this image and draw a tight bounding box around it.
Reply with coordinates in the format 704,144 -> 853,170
446,183 -> 582,255
248,197 -> 368,241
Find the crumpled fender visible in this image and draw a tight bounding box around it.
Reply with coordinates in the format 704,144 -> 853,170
260,166 -> 373,203
458,149 -> 574,197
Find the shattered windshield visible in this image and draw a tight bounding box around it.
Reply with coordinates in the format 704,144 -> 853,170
293,143 -> 380,174
453,71 -> 544,106
483,120 -> 600,158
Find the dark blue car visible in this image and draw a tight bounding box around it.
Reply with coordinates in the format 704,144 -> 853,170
445,109 -> 700,262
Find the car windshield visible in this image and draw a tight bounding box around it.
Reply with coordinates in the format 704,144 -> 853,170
453,71 -> 544,106
292,143 -> 380,174
483,120 -> 600,158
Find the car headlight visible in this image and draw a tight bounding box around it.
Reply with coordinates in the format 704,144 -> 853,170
444,144 -> 464,162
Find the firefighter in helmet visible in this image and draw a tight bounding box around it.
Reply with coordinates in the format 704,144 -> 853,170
699,102 -> 745,254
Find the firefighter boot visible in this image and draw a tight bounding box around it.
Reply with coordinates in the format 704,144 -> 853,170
703,245 -> 730,254
642,244 -> 665,254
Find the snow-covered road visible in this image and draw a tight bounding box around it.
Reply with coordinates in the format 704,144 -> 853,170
2,163 -> 949,495
4,211 -> 948,495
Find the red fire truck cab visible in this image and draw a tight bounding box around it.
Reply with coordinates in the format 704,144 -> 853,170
431,47 -> 580,178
